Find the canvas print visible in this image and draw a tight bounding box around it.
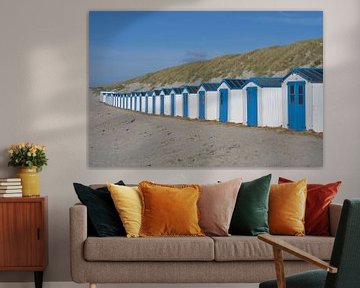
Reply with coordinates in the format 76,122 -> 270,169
89,11 -> 323,167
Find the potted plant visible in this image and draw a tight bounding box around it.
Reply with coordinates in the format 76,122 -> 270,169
8,143 -> 48,197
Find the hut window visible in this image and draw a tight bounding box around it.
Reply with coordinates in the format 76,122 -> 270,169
299,94 -> 304,105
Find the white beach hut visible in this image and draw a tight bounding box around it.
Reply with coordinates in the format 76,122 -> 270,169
100,91 -> 106,103
146,91 -> 153,114
242,78 -> 283,127
152,90 -> 162,115
216,79 -> 247,123
139,92 -> 146,112
121,94 -> 126,109
160,88 -> 172,116
282,67 -> 323,132
170,88 -> 183,117
197,83 -> 220,120
182,86 -> 200,119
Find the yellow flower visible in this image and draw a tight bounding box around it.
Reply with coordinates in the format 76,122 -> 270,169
27,152 -> 32,157
8,149 -> 13,155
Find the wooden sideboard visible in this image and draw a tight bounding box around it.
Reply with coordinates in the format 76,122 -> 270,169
0,197 -> 47,288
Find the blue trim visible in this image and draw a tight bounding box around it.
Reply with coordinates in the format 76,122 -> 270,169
246,87 -> 258,126
219,89 -> 228,123
152,95 -> 156,114
199,91 -> 205,119
160,95 -> 165,115
183,93 -> 189,117
287,81 -> 306,131
171,93 -> 175,116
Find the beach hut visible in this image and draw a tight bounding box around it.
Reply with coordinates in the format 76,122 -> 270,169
170,88 -> 183,117
116,94 -> 120,108
197,83 -> 220,120
217,79 -> 247,123
131,92 -> 136,110
134,92 -> 140,111
160,89 -> 172,116
181,86 -> 200,119
100,91 -> 106,103
146,91 -> 153,114
282,67 -> 323,132
138,92 -> 145,112
242,78 -> 283,127
152,90 -> 162,115
121,94 -> 125,109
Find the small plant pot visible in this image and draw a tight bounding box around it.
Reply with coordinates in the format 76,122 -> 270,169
16,167 -> 40,197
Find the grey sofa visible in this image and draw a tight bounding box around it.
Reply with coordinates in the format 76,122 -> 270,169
70,203 -> 342,288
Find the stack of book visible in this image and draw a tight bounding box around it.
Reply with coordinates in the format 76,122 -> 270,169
0,178 -> 22,197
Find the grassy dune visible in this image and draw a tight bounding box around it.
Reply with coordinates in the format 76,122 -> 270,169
101,38 -> 323,92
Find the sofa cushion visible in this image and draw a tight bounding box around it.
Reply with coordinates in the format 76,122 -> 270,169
212,236 -> 334,261
84,236 -> 214,261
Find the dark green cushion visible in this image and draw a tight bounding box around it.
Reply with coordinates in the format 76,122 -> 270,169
73,181 -> 126,237
229,174 -> 271,235
260,269 -> 327,288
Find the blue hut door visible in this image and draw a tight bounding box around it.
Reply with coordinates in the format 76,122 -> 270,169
160,95 -> 165,115
199,91 -> 206,119
288,82 -> 306,131
247,87 -> 258,126
219,89 -> 228,123
139,97 -> 142,111
171,94 -> 175,116
152,96 -> 156,114
183,93 -> 189,117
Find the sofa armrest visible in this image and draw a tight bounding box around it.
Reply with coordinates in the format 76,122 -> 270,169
69,203 -> 88,283
329,203 -> 342,237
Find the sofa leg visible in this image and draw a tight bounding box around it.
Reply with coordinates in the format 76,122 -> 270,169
89,283 -> 96,288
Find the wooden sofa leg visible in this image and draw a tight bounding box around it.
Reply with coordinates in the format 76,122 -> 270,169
89,283 -> 96,288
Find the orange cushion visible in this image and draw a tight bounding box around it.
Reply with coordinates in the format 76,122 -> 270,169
138,181 -> 204,237
279,177 -> 341,236
269,179 -> 307,236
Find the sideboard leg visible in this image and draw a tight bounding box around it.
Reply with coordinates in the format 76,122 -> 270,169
90,283 -> 97,288
34,271 -> 43,288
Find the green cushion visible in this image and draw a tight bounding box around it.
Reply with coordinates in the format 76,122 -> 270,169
229,174 -> 271,236
260,269 -> 327,288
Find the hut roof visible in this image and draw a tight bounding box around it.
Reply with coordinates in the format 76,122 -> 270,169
171,88 -> 183,94
221,79 -> 247,89
248,77 -> 283,88
182,86 -> 200,94
161,88 -> 172,95
200,82 -> 220,91
285,67 -> 323,83
153,90 -> 162,96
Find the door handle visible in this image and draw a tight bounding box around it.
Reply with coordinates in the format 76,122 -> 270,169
37,228 -> 40,240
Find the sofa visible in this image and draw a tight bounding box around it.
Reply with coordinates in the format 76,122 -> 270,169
70,200 -> 342,287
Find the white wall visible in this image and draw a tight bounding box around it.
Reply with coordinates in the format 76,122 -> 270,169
0,0 -> 360,283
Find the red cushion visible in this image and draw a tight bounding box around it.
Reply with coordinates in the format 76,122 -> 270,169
278,177 -> 341,236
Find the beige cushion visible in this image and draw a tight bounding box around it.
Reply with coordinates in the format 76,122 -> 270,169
212,235 -> 334,261
84,236 -> 214,261
198,178 -> 242,236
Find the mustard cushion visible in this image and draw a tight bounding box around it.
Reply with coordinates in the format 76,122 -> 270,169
269,179 -> 307,236
138,181 -> 204,237
107,183 -> 142,238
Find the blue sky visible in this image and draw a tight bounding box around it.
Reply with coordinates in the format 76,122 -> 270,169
89,11 -> 323,87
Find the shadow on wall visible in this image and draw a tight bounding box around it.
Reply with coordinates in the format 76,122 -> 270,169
1,0 -> 360,283
0,0 -> 205,283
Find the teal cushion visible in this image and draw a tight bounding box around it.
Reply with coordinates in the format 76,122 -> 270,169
260,269 -> 327,288
229,174 -> 271,235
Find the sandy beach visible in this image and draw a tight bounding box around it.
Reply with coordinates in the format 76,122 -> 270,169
89,94 -> 323,167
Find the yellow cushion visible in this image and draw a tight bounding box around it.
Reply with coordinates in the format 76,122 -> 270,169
107,183 -> 142,238
138,181 -> 204,237
269,179 -> 307,236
